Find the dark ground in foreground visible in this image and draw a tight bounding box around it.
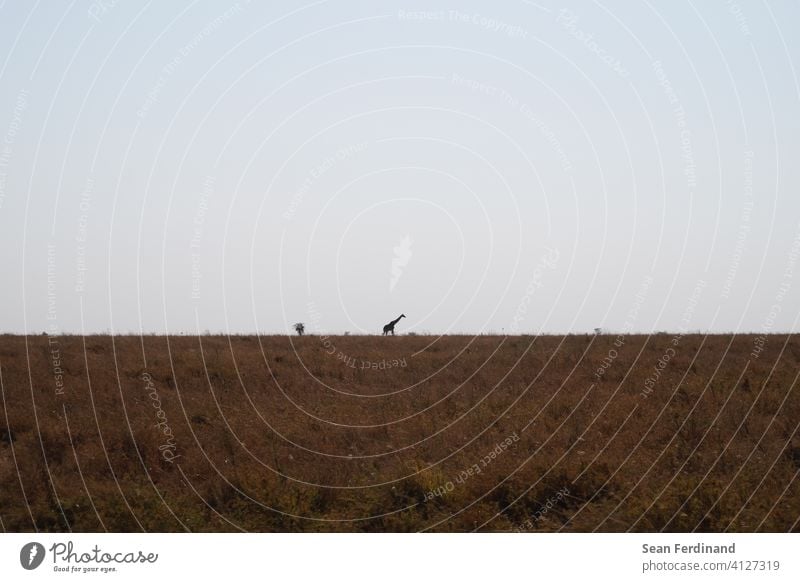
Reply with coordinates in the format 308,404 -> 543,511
1,333 -> 798,532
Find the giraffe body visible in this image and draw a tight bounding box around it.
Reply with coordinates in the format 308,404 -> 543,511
382,314 -> 405,335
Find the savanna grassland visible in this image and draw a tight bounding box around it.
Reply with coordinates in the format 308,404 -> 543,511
1,333 -> 798,532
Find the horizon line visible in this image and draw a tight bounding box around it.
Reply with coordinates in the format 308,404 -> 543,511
1,330 -> 795,337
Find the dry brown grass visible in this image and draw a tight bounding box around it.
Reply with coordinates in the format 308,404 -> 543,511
0,333 -> 798,532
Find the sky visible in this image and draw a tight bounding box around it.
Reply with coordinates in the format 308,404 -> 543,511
0,0 -> 798,335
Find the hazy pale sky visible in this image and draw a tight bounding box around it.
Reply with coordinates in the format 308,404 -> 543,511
0,1 -> 798,335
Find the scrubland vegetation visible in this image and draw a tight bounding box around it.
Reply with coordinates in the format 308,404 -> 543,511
1,333 -> 798,532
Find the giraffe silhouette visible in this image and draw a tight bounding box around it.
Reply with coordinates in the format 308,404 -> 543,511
382,314 -> 405,336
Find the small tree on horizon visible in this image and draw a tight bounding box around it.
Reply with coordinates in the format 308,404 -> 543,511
293,322 -> 305,336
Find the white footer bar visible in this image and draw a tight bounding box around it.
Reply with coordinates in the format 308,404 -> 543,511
1,533 -> 797,581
